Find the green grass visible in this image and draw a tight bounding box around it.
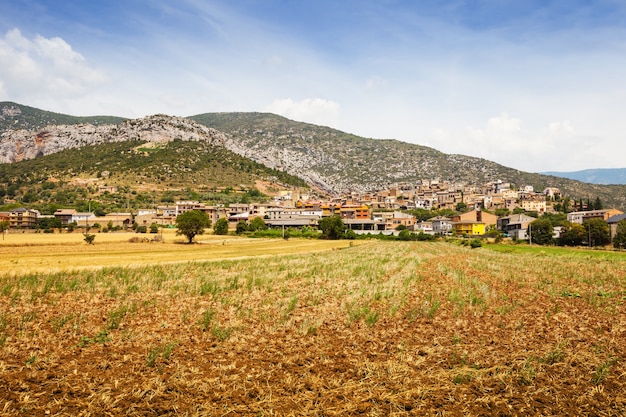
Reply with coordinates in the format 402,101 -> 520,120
485,243 -> 626,260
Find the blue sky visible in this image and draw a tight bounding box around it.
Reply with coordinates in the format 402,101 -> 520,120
1,0 -> 626,173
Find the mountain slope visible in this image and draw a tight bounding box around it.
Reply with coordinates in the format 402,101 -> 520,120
541,168 -> 626,185
0,139 -> 308,213
1,103 -> 625,210
1,101 -> 125,131
190,113 -> 626,209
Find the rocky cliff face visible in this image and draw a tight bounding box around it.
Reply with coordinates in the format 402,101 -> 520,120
0,115 -> 226,163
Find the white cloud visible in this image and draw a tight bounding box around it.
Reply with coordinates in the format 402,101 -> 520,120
265,98 -> 340,127
0,28 -> 108,102
426,113 -> 612,172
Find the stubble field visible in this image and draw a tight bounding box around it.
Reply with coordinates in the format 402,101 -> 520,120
0,236 -> 625,416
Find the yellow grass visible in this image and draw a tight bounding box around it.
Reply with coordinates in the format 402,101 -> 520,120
0,230 -> 363,275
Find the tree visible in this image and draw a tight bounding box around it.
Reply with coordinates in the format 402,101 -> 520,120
594,197 -> 603,211
558,222 -> 585,246
584,218 -> 610,247
613,220 -> 626,249
176,210 -> 211,243
83,233 -> 96,244
0,220 -> 8,240
455,202 -> 468,213
318,215 -> 345,239
248,217 -> 268,232
213,218 -> 229,235
529,218 -> 553,245
235,220 -> 248,234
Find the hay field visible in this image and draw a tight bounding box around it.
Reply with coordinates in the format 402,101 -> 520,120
0,240 -> 625,416
0,230 -> 357,275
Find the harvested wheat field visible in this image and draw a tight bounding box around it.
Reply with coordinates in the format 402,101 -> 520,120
1,240 -> 625,416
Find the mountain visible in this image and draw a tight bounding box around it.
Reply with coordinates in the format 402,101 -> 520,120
541,168 -> 626,185
2,102 -> 626,210
189,112 -> 626,209
1,102 -> 125,131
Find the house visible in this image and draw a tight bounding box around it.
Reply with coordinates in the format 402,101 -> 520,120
9,207 -> 38,229
430,216 -> 453,235
175,201 -> 208,216
0,212 -> 10,223
452,209 -> 498,227
339,204 -> 370,220
372,211 -> 416,230
520,198 -> 547,213
414,221 -> 434,234
72,212 -> 96,227
567,209 -> 624,224
54,209 -> 77,226
264,208 -> 321,228
94,213 -> 132,228
607,214 -> 626,240
498,213 -> 535,239
451,209 -> 497,236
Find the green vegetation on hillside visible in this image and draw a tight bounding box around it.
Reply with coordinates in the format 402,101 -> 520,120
0,139 -> 307,213
0,101 -> 126,132
2,103 -> 624,209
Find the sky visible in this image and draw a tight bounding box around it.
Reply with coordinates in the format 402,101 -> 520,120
1,0 -> 626,173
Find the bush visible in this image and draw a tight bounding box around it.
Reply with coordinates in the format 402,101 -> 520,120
136,225 -> 148,233
213,218 -> 229,235
469,238 -> 482,249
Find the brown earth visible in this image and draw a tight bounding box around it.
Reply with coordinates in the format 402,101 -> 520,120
0,241 -> 624,416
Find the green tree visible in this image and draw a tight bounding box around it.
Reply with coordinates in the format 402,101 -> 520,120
248,217 -> 268,232
318,215 -> 345,239
213,218 -> 229,235
594,197 -> 603,211
613,220 -> 626,249
529,218 -> 553,245
494,208 -> 510,217
455,202 -> 468,213
235,220 -> 248,234
558,222 -> 586,246
149,223 -> 159,234
584,218 -> 610,247
0,220 -> 8,240
176,210 -> 211,243
397,229 -> 412,241
83,231 -> 95,245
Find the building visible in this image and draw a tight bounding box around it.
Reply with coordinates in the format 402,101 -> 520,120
430,216 -> 453,235
54,209 -> 77,226
498,213 -> 535,240
607,214 -> 626,240
567,209 -> 624,224
372,211 -> 416,230
96,213 -> 133,228
9,207 -> 38,229
339,204 -> 370,220
265,208 -> 321,228
414,221 -> 434,234
451,209 -> 498,236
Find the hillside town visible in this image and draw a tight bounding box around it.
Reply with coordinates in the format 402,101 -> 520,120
2,178 -> 625,245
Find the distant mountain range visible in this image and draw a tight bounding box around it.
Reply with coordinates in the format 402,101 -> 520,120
2,101 -> 626,210
541,169 -> 626,185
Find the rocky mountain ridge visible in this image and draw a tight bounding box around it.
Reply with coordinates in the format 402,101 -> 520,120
0,113 -> 226,163
2,102 -> 626,209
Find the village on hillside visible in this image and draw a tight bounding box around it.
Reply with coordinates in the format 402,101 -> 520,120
2,178 -> 625,245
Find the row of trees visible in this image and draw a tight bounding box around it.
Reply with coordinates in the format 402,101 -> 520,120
175,210 -> 626,250
529,216 -> 626,249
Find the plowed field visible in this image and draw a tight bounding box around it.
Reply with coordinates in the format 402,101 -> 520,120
1,240 -> 625,416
